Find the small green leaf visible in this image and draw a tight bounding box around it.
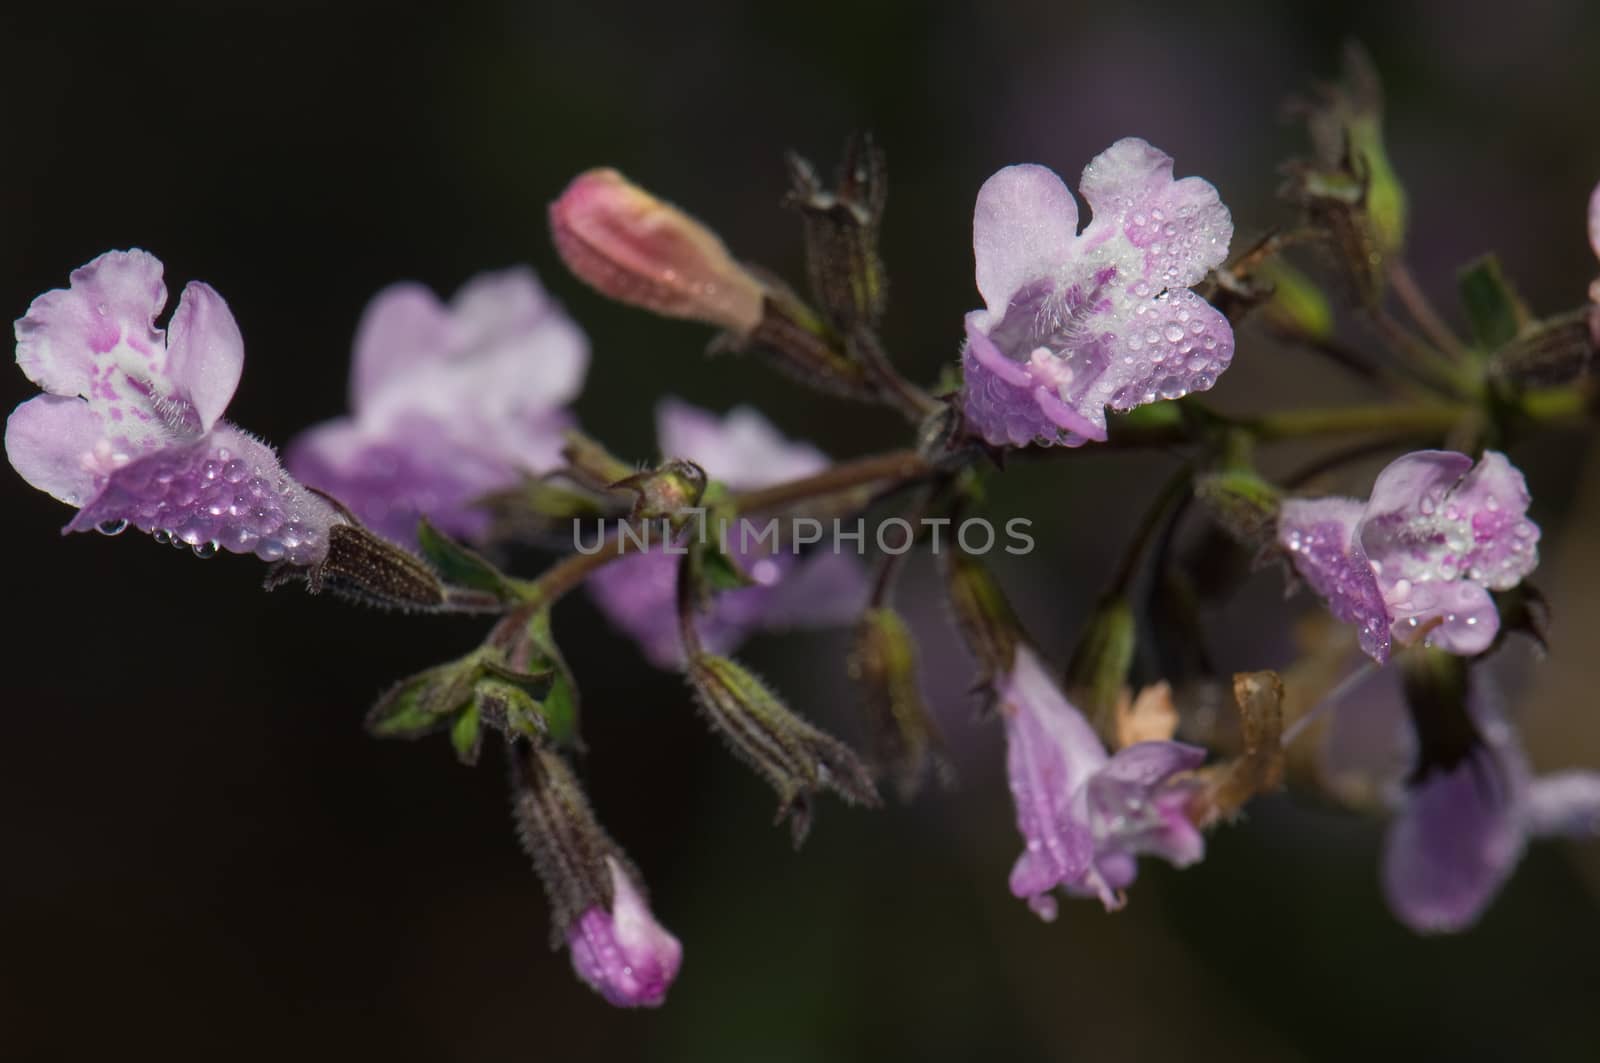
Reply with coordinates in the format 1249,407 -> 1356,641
367,659 -> 477,738
450,704 -> 483,765
523,610 -> 582,748
416,518 -> 511,597
701,542 -> 753,591
1458,255 -> 1529,353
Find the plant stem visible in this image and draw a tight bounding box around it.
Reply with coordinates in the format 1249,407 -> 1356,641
1390,261 -> 1470,363
730,448 -> 938,512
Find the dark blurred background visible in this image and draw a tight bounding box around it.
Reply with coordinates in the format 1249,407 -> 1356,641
5,2 -> 1600,1060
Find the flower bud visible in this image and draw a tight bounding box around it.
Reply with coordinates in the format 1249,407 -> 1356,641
1195,469 -> 1282,554
1257,260 -> 1334,341
1064,595 -> 1137,738
550,168 -> 766,336
567,857 -> 684,1008
848,608 -> 952,801
941,551 -> 1024,688
686,653 -> 879,845
510,742 -> 682,1007
612,459 -> 707,522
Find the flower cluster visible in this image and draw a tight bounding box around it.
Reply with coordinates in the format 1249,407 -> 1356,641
11,67 -> 1600,1015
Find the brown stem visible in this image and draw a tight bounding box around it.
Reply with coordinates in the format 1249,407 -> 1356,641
1390,261 -> 1470,363
730,448 -> 937,513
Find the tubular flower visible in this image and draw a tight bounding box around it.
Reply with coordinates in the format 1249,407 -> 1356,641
6,250 -> 340,563
567,857 -> 684,1008
961,138 -> 1234,448
1320,666 -> 1600,933
1278,450 -> 1539,664
287,268 -> 587,546
587,399 -> 866,668
1000,645 -> 1206,921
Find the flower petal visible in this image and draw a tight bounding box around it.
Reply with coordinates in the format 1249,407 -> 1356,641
1589,180 -> 1600,263
1390,578 -> 1499,656
567,858 -> 682,1008
1280,497 -> 1393,662
5,395 -> 104,507
1525,772 -> 1600,838
1452,450 -> 1539,591
15,249 -> 167,398
1079,138 -> 1232,289
349,283 -> 458,414
972,164 -> 1080,317
1363,449 -> 1473,524
1381,749 -> 1526,933
164,281 -> 243,432
448,267 -> 589,408
657,399 -> 826,488
960,313 -> 1105,447
1084,287 -> 1233,415
67,423 -> 341,564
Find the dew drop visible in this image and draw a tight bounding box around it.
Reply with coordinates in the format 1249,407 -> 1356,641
192,541 -> 218,559
96,519 -> 128,536
152,529 -> 171,544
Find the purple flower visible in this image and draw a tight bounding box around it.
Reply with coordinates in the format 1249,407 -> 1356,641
566,857 -> 683,1007
961,139 -> 1234,448
1588,180 -> 1600,344
1000,645 -> 1206,921
1279,450 -> 1540,664
287,268 -> 587,545
1321,667 -> 1600,933
6,250 -> 341,564
587,399 -> 866,668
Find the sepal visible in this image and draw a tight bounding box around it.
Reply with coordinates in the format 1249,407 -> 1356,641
686,653 -> 880,845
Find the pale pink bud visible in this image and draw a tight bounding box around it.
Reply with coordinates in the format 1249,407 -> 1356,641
550,168 -> 766,335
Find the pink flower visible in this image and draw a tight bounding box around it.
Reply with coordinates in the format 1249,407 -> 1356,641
1279,450 -> 1539,663
961,139 -> 1234,447
7,250 -> 340,563
286,268 -> 587,545
566,858 -> 684,1007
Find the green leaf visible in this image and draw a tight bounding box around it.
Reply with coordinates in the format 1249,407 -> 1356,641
450,703 -> 483,765
700,541 -> 753,591
523,610 -> 582,748
1458,255 -> 1529,353
415,518 -> 511,597
367,659 -> 477,738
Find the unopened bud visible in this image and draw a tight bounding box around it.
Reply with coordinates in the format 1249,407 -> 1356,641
942,551 -> 1024,687
612,459 -> 707,522
849,608 -> 952,801
550,168 -> 767,335
687,653 -> 879,845
509,742 -> 682,1007
1486,310 -> 1595,389
1195,469 -> 1282,553
1257,260 -> 1334,341
1064,595 -> 1137,737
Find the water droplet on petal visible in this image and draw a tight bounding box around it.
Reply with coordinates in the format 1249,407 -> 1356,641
96,519 -> 128,536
